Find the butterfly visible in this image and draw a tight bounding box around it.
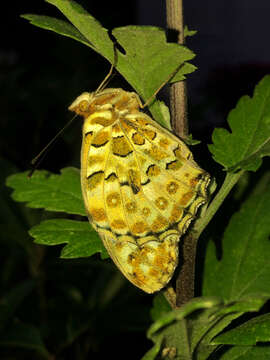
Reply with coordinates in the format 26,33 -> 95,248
69,87 -> 210,293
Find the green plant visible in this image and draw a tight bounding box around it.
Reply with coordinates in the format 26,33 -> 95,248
3,0 -> 270,359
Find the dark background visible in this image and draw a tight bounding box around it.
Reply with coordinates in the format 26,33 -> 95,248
1,1 -> 270,359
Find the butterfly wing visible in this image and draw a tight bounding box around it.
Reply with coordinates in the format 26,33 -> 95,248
73,89 -> 210,293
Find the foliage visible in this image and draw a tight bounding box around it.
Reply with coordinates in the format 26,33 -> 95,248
209,76 -> 270,172
2,0 -> 270,359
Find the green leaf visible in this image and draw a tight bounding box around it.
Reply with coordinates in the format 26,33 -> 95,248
145,297 -> 222,360
0,322 -> 50,358
156,101 -> 172,130
148,297 -> 221,335
150,293 -> 171,321
23,0 -> 196,126
6,167 -> 86,216
209,75 -> 270,171
45,0 -> 114,59
0,281 -> 34,332
144,293 -> 270,360
219,344 -> 270,360
212,313 -> 270,345
184,133 -> 201,146
29,219 -> 108,259
21,15 -> 92,48
112,26 -> 195,124
194,299 -> 269,360
112,26 -> 195,88
203,180 -> 270,301
184,26 -> 197,38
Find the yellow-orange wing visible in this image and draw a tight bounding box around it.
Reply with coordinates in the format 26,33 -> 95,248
69,88 -> 210,293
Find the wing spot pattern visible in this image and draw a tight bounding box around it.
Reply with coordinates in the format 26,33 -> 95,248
166,181 -> 179,194
106,193 -> 121,207
155,197 -> 168,210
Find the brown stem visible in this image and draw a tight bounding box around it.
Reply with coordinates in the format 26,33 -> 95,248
175,234 -> 196,307
166,0 -> 195,307
166,0 -> 188,138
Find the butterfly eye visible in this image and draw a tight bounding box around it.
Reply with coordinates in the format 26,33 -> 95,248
79,100 -> 90,112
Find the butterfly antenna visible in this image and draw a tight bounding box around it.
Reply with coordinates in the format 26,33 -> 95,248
28,114 -> 77,178
98,72 -> 117,93
95,63 -> 114,94
95,45 -> 118,93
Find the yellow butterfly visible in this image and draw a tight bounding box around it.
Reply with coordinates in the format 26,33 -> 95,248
69,87 -> 210,293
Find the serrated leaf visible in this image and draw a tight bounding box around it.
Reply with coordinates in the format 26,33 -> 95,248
219,344 -> 270,360
23,0 -> 196,126
0,322 -> 50,358
112,26 -> 195,124
29,219 -> 108,259
212,313 -> 270,346
34,0 -> 196,90
203,181 -> 270,301
112,25 -> 195,90
209,75 -> 270,172
6,167 -> 86,216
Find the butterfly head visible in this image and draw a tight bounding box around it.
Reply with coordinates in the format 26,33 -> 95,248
68,92 -> 95,118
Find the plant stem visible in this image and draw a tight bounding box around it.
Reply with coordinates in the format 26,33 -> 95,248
166,1 -> 245,308
174,171 -> 244,307
166,0 -> 188,138
175,233 -> 196,307
166,0 -> 192,307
